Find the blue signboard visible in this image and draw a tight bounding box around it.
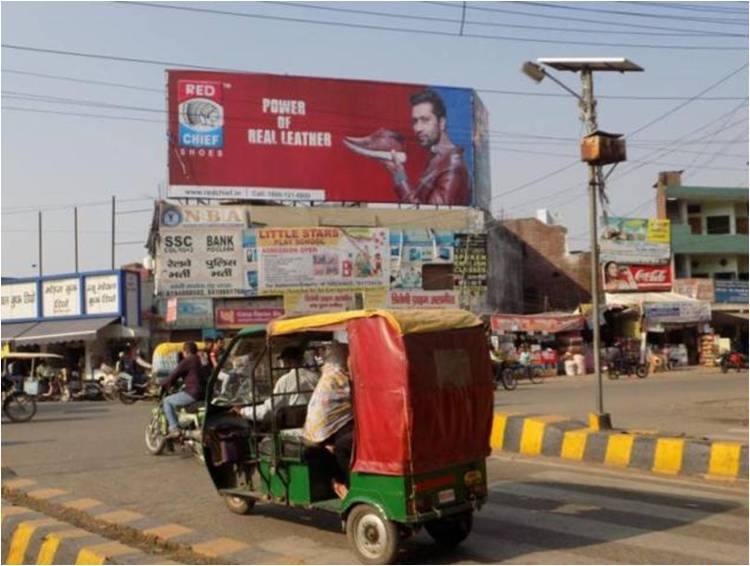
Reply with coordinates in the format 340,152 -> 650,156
714,280 -> 749,304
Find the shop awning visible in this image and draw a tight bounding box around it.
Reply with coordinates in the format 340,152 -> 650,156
490,313 -> 586,334
606,292 -> 711,324
1,322 -> 39,342
11,317 -> 120,346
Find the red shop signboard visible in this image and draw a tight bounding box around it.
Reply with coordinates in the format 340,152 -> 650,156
602,263 -> 672,292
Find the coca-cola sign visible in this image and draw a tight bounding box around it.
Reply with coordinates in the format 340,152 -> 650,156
602,262 -> 672,292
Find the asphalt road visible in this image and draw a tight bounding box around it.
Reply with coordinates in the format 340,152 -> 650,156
495,367 -> 748,441
2,381 -> 748,564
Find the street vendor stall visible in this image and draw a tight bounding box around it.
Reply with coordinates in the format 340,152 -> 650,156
490,313 -> 587,376
605,292 -> 712,367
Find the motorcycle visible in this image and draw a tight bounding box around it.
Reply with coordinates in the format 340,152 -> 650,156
718,351 -> 748,373
118,372 -> 160,404
604,356 -> 648,379
2,376 -> 37,422
145,386 -> 205,461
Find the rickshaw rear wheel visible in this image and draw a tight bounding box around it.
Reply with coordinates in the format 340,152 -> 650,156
224,494 -> 255,515
424,510 -> 473,547
346,504 -> 400,565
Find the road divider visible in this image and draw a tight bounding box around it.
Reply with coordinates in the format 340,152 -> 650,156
491,412 -> 748,480
1,475 -> 305,564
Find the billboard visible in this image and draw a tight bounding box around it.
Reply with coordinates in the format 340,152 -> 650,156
644,301 -> 711,324
156,229 -> 246,297
599,217 -> 670,265
167,70 -> 489,207
714,280 -> 749,304
245,227 -> 389,294
602,263 -> 672,292
1,282 -> 39,321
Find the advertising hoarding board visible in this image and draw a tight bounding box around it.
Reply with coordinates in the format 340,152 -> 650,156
599,217 -> 671,265
42,278 -> 81,317
491,314 -> 586,334
389,229 -> 454,289
156,229 -> 246,297
644,301 -> 711,324
388,290 -> 458,309
85,274 -> 121,315
167,70 -> 489,207
1,282 -> 39,321
245,227 -> 389,294
672,278 -> 715,302
714,280 -> 749,304
158,297 -> 214,329
215,307 -> 284,328
602,263 -> 672,292
283,291 -> 357,315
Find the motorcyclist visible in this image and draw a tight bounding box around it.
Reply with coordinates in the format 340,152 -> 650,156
161,341 -> 203,439
118,346 -> 152,392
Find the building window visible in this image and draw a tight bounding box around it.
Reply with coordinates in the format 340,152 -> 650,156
692,273 -> 709,279
737,217 -> 748,234
666,200 -> 681,223
422,264 -> 454,290
688,217 -> 702,235
706,216 -> 730,235
687,204 -> 701,214
739,272 -> 749,281
713,272 -> 736,280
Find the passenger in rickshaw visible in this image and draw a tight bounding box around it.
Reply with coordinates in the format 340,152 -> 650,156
302,341 -> 354,500
235,346 -> 319,429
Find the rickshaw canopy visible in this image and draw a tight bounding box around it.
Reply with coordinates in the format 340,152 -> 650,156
267,309 -> 482,337
266,309 -> 493,477
1,352 -> 64,361
152,341 -> 206,358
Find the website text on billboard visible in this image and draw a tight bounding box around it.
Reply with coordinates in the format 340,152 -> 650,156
168,70 -> 490,208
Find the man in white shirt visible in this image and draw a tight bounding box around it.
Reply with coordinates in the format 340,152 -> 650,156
237,346 -> 319,424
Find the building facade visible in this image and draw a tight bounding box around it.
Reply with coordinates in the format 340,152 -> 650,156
501,216 -> 591,313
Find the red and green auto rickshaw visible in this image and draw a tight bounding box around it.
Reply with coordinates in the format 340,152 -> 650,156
202,309 -> 494,564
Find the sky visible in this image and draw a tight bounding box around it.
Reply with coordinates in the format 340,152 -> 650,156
2,1 -> 748,277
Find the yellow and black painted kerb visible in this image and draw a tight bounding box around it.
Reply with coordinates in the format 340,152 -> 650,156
1,476 -> 306,565
491,412 -> 748,480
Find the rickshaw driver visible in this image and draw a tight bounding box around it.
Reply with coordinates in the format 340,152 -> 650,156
234,346 -> 319,426
302,341 -> 354,499
162,342 -> 203,439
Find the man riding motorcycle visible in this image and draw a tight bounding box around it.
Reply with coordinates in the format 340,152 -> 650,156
161,341 -> 204,439
117,347 -> 152,392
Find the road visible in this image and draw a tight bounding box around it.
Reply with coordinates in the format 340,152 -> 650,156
495,367 -> 748,442
2,387 -> 747,564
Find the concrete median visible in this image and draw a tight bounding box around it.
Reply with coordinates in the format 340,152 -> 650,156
491,412 -> 748,480
1,500 -> 169,565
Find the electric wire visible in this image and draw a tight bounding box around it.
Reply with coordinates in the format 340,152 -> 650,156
261,0 -> 746,38
111,2 -> 748,50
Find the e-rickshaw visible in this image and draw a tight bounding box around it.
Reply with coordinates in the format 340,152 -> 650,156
202,309 -> 494,564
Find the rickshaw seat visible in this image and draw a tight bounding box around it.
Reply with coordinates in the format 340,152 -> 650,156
259,428 -> 308,461
273,404 -> 308,429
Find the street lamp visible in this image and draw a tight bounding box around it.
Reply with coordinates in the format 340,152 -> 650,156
522,57 -> 643,430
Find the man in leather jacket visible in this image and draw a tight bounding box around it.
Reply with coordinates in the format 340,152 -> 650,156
383,89 -> 470,205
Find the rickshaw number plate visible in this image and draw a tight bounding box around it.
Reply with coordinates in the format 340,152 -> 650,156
438,489 -> 456,504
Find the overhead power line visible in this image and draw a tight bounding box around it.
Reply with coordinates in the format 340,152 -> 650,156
621,2 -> 748,16
262,0 -> 746,38
512,1 -> 748,26
110,2 -> 748,50
424,1 -> 748,38
4,67 -> 746,103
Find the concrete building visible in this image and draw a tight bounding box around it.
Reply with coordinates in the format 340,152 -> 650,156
147,202 -> 523,338
656,171 -> 748,281
501,216 -> 591,313
656,170 -> 749,350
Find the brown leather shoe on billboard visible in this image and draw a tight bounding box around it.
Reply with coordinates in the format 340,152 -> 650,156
343,128 -> 407,163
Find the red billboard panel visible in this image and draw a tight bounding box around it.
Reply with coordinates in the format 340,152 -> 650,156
602,263 -> 672,292
168,70 -> 490,208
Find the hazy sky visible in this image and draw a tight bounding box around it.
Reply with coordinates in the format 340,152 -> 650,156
2,1 -> 748,277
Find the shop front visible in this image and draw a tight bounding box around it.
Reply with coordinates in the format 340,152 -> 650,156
1,270 -> 147,377
490,313 -> 587,376
606,292 -> 712,366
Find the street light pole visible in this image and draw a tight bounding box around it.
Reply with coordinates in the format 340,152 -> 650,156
521,57 -> 643,429
580,69 -> 605,417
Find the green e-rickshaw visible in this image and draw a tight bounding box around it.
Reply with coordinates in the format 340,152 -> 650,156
202,309 -> 494,564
